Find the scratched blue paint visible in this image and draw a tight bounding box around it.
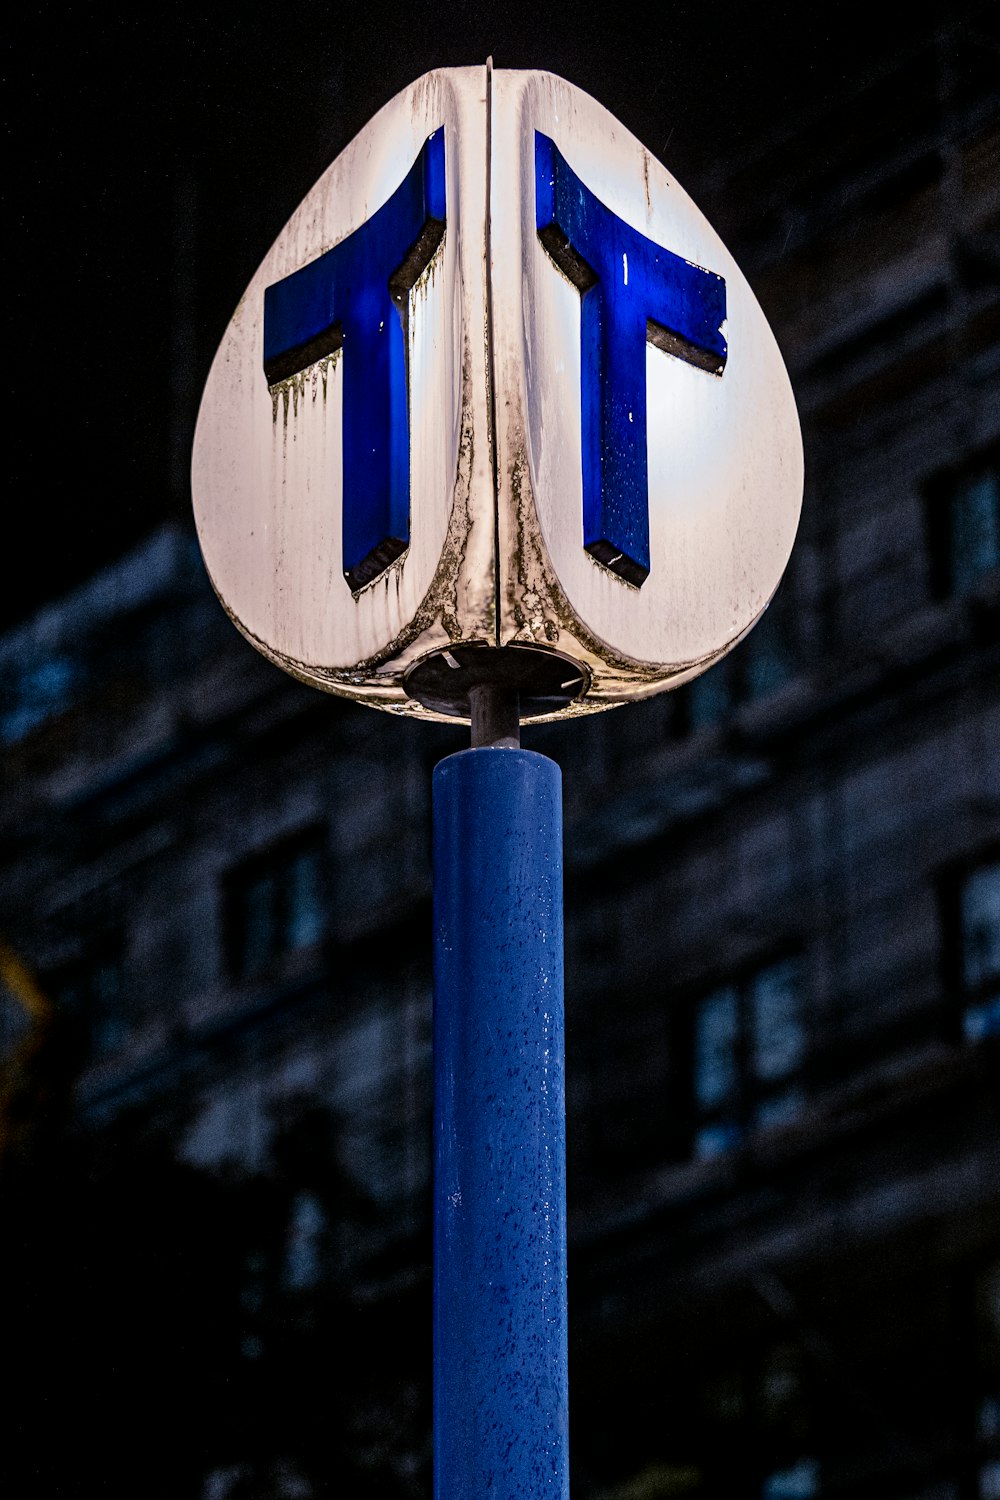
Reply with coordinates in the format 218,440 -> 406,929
432,748 -> 568,1499
535,131 -> 728,586
263,130 -> 446,590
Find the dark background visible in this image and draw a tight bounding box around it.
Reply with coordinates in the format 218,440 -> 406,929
10,0 -> 911,627
4,5 -> 1000,1499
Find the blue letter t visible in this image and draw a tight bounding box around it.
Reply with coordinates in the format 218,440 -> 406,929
536,132 -> 727,586
263,131 -> 446,592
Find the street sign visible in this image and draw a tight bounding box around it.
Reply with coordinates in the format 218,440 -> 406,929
192,64 -> 802,721
191,63 -> 806,1500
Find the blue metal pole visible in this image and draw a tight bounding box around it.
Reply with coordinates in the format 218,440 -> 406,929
432,746 -> 568,1498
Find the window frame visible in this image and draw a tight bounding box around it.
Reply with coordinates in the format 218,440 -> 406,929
673,576 -> 800,736
940,850 -> 1000,1048
964,1254 -> 1000,1500
925,442 -> 1000,601
224,826 -> 329,981
51,928 -> 128,1058
684,953 -> 809,1160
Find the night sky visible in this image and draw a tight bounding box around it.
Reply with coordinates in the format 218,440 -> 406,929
9,2 -> 930,628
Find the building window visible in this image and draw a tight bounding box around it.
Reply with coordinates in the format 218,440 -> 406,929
761,1459 -> 819,1499
226,832 -> 326,978
929,449 -> 1000,597
975,1260 -> 1000,1499
55,935 -> 127,1056
0,652 -> 80,744
691,957 -> 806,1158
677,584 -> 797,734
979,1427 -> 1000,1500
957,859 -> 1000,1043
742,597 -> 797,702
686,660 -> 735,733
947,466 -> 1000,595
703,1340 -> 814,1494
283,1190 -> 329,1291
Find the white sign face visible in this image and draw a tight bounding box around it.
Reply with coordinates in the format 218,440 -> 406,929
192,67 -> 496,708
192,65 -> 802,722
491,70 -> 802,706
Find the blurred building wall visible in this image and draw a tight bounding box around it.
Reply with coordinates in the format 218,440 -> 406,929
1,18 -> 999,1500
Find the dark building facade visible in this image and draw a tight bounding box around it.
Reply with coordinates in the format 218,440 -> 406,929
2,17 -> 999,1500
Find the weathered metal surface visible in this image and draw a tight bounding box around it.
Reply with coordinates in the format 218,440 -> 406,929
490,68 -> 803,705
192,66 -> 495,711
432,747 -> 568,1498
192,65 -> 802,721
